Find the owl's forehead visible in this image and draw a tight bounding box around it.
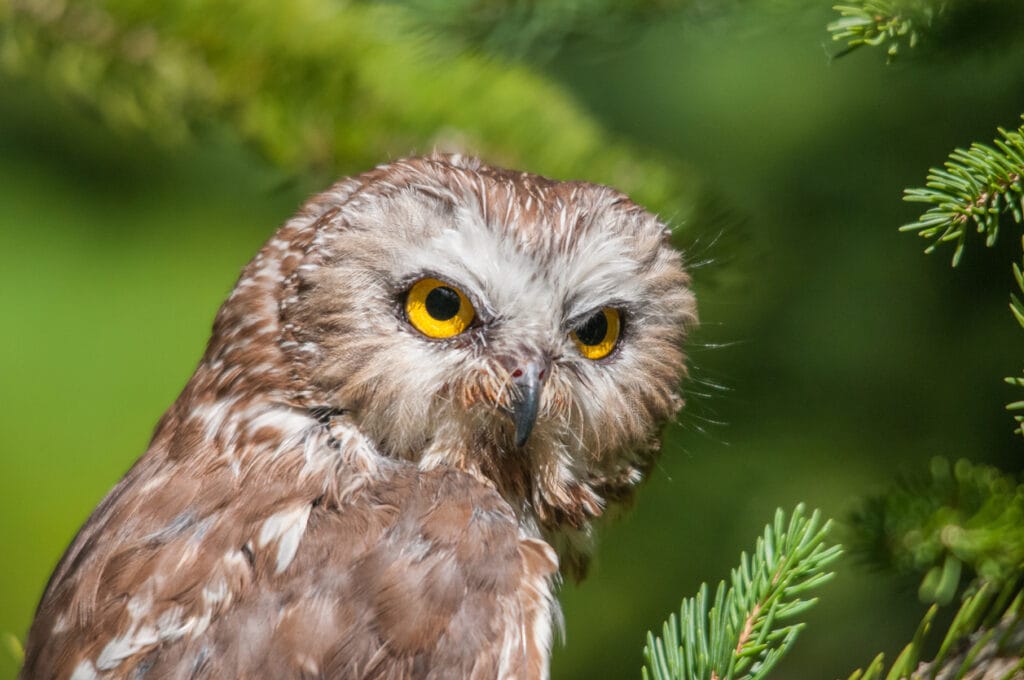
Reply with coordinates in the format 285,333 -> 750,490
346,170 -> 668,319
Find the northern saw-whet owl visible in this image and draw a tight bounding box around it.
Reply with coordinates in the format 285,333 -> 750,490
22,154 -> 697,679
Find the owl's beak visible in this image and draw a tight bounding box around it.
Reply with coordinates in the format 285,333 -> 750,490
510,359 -> 548,447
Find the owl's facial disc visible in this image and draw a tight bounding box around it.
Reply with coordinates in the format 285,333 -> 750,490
288,159 -> 695,501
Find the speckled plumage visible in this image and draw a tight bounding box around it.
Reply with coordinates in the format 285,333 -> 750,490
21,154 -> 696,679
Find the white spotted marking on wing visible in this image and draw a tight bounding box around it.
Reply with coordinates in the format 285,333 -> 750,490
258,504 -> 313,574
93,602 -> 195,672
51,614 -> 70,634
187,611 -> 213,639
126,592 -> 153,620
96,624 -> 159,670
194,397 -> 240,441
202,576 -> 229,606
70,659 -> 99,680
296,653 -> 320,675
245,406 -> 313,436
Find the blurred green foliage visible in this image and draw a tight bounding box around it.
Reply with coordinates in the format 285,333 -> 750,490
0,0 -> 700,216
2,1 -> 1024,679
850,458 -> 1024,605
385,0 -> 714,61
844,576 -> 1024,679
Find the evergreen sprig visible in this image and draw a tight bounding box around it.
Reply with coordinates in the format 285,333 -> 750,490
827,1 -> 948,61
1005,238 -> 1024,436
901,116 -> 1024,267
641,505 -> 841,680
848,578 -> 1024,679
849,458 -> 1024,606
898,116 -> 1024,436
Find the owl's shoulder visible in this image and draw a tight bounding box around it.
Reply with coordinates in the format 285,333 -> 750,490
23,426 -> 558,679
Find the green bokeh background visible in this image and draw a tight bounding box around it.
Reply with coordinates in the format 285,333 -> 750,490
2,4 -> 1023,679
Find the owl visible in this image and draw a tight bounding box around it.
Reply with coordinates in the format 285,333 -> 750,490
21,154 -> 696,679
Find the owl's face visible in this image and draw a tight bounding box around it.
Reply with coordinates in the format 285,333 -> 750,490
277,156 -> 694,541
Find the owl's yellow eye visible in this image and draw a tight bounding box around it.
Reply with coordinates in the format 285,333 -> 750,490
405,278 -> 476,338
570,307 -> 621,360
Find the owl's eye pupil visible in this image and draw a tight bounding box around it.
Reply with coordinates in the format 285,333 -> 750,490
425,286 -> 461,321
575,311 -> 608,346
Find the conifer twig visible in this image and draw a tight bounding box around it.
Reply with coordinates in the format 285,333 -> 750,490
901,116 -> 1024,267
898,116 -> 1024,435
847,580 -> 1024,679
827,1 -> 949,62
641,505 -> 841,680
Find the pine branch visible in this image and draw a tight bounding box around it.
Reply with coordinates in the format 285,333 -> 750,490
827,1 -> 949,61
848,458 -> 1024,606
641,505 -> 842,680
897,116 -> 1024,435
900,116 -> 1024,267
847,579 -> 1024,679
1005,238 -> 1024,437
827,0 -> 1024,63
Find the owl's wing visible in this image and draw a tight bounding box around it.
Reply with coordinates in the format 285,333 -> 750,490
22,454 -> 558,680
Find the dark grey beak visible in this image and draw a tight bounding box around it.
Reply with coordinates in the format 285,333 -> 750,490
510,359 -> 548,447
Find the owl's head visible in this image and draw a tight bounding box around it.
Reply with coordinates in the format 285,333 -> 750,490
203,155 -> 695,571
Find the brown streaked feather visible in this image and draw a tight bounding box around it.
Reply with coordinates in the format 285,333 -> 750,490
23,432 -> 556,679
